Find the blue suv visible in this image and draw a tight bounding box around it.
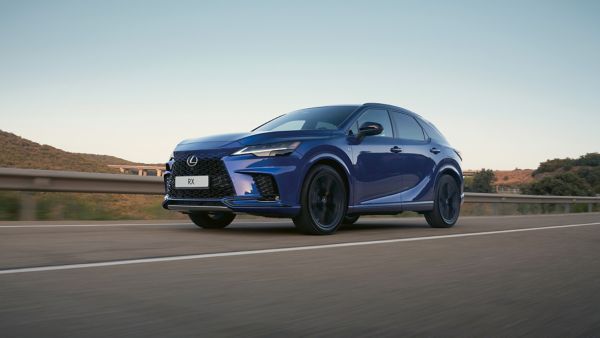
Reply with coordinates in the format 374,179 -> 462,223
163,103 -> 463,235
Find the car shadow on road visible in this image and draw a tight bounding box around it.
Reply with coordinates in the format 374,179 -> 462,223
179,219 -> 431,236
340,222 -> 430,232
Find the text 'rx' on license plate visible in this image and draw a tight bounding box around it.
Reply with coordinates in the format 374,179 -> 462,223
175,176 -> 209,189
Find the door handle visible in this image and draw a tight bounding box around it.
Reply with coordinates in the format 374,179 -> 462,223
430,147 -> 441,154
390,146 -> 402,153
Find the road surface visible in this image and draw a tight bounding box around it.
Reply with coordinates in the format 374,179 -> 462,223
1,213 -> 600,336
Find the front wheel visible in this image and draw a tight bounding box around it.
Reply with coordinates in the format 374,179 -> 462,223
293,165 -> 347,235
425,175 -> 461,228
189,212 -> 236,229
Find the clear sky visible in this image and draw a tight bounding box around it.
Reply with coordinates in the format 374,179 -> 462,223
1,0 -> 599,169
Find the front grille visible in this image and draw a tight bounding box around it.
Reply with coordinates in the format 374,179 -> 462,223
166,151 -> 235,199
253,174 -> 279,200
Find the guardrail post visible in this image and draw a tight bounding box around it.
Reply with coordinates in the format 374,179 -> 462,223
589,203 -> 594,213
564,203 -> 570,214
19,192 -> 36,221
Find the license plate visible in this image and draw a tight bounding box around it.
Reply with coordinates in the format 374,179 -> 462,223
175,176 -> 209,189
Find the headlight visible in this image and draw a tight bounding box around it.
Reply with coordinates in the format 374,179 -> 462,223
232,141 -> 300,157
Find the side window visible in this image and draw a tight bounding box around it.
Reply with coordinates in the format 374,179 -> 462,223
391,112 -> 426,141
356,109 -> 393,137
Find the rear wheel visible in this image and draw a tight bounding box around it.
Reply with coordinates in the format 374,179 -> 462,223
425,175 -> 460,228
293,165 -> 347,235
189,212 -> 236,229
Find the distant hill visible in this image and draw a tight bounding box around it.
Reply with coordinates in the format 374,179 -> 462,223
0,130 -> 144,173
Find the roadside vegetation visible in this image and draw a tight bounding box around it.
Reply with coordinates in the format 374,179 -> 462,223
464,169 -> 495,193
523,153 -> 600,196
465,153 -> 600,196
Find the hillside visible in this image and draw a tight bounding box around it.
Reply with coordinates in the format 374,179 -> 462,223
0,130 -> 138,173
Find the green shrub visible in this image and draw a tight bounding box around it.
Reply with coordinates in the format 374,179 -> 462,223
465,169 -> 495,193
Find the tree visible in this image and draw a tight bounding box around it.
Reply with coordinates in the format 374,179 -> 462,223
576,153 -> 600,167
576,167 -> 600,194
534,158 -> 574,175
534,152 -> 600,175
467,169 -> 496,193
523,172 -> 593,196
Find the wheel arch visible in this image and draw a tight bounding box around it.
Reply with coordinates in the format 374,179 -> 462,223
436,163 -> 463,194
302,153 -> 353,206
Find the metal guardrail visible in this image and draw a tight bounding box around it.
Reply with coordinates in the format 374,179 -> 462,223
465,192 -> 600,204
0,168 -> 599,220
0,168 -> 163,194
1,168 -> 600,202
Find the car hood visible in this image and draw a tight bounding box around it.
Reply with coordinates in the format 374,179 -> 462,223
175,130 -> 337,151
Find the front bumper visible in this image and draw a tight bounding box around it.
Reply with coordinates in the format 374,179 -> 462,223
162,150 -> 304,216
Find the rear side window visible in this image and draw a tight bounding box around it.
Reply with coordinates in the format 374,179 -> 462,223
419,118 -> 449,145
356,109 -> 393,137
391,112 -> 426,141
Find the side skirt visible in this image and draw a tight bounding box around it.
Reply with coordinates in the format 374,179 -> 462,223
347,201 -> 434,214
403,201 -> 434,212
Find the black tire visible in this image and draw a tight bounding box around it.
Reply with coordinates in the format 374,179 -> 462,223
292,165 -> 347,235
342,215 -> 360,225
189,212 -> 236,229
425,175 -> 461,228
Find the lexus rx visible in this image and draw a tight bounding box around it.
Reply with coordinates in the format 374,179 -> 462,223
163,103 -> 463,235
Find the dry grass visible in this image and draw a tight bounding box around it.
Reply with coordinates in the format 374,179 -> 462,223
494,169 -> 535,186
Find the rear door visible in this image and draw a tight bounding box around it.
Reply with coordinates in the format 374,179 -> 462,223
389,111 -> 436,202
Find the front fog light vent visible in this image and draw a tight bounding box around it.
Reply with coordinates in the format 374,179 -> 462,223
252,174 -> 279,201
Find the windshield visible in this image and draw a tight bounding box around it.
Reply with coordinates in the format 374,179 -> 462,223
254,106 -> 358,132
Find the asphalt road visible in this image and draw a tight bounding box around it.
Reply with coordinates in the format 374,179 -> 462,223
1,213 -> 600,337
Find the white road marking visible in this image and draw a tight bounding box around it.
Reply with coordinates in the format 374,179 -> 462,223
1,221 -> 599,275
0,220 -> 288,228
0,223 -> 189,228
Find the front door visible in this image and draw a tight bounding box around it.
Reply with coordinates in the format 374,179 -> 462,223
350,109 -> 404,204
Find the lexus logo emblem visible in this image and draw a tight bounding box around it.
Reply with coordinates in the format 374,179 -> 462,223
186,155 -> 198,167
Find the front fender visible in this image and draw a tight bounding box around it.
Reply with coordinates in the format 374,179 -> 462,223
298,146 -> 355,206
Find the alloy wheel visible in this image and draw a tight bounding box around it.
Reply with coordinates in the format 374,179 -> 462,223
308,171 -> 345,230
438,179 -> 460,223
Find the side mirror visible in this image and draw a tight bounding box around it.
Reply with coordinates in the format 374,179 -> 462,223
358,122 -> 383,138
